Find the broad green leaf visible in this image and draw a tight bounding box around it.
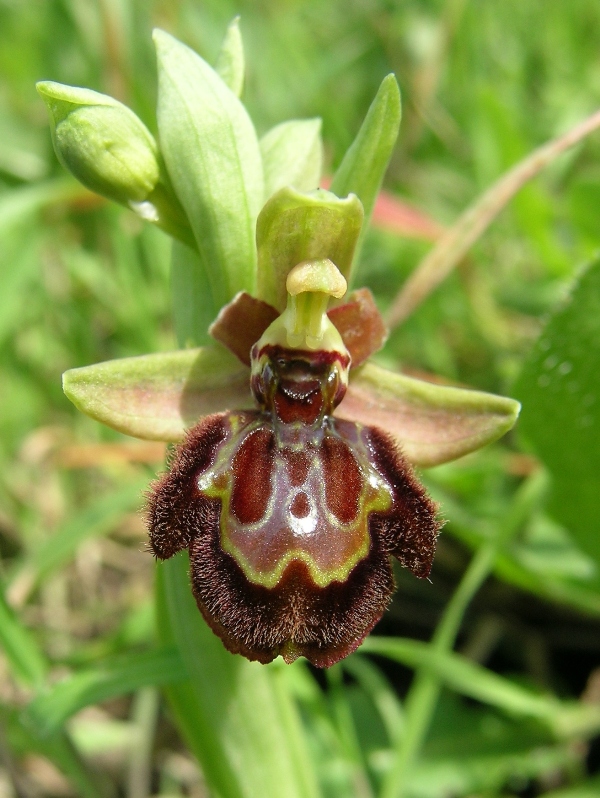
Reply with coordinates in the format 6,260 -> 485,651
0,588 -> 47,688
329,74 -> 401,280
338,361 -> 520,467
513,256 -> 600,565
154,29 -> 264,308
260,119 -> 323,200
170,241 -> 215,348
256,186 -> 364,311
215,17 -> 245,98
62,346 -> 252,441
156,553 -> 321,798
9,480 -> 148,604
24,647 -> 186,736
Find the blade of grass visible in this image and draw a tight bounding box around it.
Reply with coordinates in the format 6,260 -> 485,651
341,655 -> 403,746
378,470 -> 549,798
326,665 -> 374,798
386,108 -> 600,328
24,647 -> 186,736
0,588 -> 47,689
8,478 -> 148,606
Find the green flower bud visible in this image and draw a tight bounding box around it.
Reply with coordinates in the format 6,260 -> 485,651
36,81 -> 160,206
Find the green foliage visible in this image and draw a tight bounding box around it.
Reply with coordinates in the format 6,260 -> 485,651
514,255 -> 600,563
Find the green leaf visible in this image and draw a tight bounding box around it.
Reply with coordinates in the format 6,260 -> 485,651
513,256 -> 600,565
260,119 -> 323,200
338,361 -> 520,467
329,74 -> 401,280
170,241 -> 215,348
0,588 -> 47,688
154,29 -> 264,308
256,186 -> 364,311
62,346 -> 252,441
24,647 -> 186,736
215,17 -> 245,98
156,553 -> 321,798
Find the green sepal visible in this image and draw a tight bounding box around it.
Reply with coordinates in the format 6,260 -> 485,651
215,17 -> 245,98
338,362 -> 521,467
260,118 -> 323,200
62,346 -> 252,442
256,186 -> 364,311
330,74 -> 401,281
154,29 -> 264,306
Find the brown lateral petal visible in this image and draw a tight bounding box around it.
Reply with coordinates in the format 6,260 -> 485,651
209,292 -> 279,366
327,288 -> 388,366
211,287 -> 388,371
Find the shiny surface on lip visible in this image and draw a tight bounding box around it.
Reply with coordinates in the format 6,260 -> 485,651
195,410 -> 393,588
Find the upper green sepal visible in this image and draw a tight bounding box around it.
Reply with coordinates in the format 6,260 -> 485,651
256,186 -> 364,311
36,81 -> 160,206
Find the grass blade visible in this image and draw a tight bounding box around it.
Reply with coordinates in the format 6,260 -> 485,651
24,647 -> 186,736
387,108 -> 600,327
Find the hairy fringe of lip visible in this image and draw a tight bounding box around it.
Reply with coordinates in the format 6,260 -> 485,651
147,411 -> 440,668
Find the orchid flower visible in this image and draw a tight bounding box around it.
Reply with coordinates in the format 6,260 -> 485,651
38,26 -> 519,667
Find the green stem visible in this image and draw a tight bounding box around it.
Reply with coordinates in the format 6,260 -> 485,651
380,470 -> 548,798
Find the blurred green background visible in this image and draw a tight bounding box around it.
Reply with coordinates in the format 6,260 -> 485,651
1,1 -> 600,796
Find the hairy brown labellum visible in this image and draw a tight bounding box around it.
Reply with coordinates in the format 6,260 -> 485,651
147,325 -> 440,667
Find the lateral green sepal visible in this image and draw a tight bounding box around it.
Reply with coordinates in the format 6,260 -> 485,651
337,362 -> 520,467
62,347 -> 252,442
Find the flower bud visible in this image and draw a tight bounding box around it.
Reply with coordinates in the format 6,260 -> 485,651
36,81 -> 160,206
